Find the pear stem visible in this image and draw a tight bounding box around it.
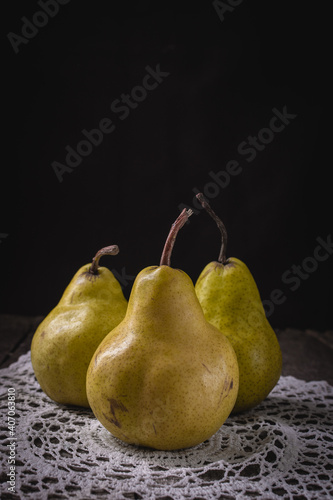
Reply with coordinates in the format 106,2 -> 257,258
89,245 -> 120,275
196,193 -> 228,264
160,209 -> 193,267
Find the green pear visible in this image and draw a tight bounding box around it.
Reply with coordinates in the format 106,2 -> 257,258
194,194 -> 282,413
31,245 -> 128,407
87,209 -> 239,450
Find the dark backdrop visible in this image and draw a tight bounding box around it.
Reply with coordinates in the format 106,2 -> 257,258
2,1 -> 331,330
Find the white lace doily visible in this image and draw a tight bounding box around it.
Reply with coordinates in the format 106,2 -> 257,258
0,351 -> 332,500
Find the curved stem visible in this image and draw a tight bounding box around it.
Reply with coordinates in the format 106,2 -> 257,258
160,208 -> 193,267
196,193 -> 228,264
89,245 -> 119,275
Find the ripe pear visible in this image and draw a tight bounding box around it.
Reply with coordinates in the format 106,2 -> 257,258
31,245 -> 128,407
194,194 -> 282,414
87,209 -> 239,450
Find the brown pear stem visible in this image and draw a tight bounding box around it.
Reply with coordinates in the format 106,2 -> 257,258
89,245 -> 120,275
196,193 -> 228,264
160,209 -> 193,267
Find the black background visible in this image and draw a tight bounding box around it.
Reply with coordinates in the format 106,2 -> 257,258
2,1 -> 331,330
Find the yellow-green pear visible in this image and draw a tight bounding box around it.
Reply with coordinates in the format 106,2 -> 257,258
31,245 -> 128,407
87,209 -> 239,450
194,194 -> 282,414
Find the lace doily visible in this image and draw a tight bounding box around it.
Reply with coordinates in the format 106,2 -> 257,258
1,351 -> 332,500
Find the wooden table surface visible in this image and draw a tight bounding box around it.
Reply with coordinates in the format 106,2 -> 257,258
1,314 -> 332,385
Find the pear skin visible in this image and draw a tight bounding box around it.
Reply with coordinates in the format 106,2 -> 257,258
195,257 -> 282,413
31,247 -> 127,407
87,265 -> 239,450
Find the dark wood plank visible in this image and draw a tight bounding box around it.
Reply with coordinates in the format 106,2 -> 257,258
0,314 -> 44,368
276,328 -> 333,385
